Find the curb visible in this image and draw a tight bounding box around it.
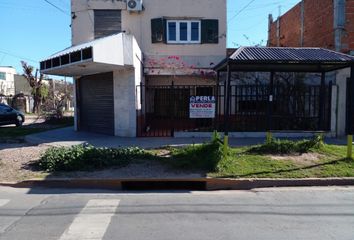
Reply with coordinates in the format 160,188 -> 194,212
1,178 -> 354,191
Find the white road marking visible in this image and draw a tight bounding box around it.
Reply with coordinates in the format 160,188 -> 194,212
59,199 -> 120,240
0,199 -> 10,207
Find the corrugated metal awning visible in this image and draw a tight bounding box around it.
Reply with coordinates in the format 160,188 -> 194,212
40,33 -> 139,77
215,47 -> 354,72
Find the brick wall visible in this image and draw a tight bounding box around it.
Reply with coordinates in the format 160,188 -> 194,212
269,3 -> 302,47
303,0 -> 334,49
342,0 -> 354,53
268,0 -> 335,50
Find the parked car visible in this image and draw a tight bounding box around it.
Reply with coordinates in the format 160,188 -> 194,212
0,103 -> 25,127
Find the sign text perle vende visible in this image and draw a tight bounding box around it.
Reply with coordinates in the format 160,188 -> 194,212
189,96 -> 216,118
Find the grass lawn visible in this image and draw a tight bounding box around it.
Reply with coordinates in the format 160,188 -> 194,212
162,140 -> 354,179
0,117 -> 74,140
209,144 -> 354,178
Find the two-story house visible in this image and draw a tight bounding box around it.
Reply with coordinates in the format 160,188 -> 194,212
0,66 -> 15,97
41,0 -> 226,137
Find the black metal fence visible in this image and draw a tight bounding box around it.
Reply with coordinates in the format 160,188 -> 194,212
136,82 -> 332,137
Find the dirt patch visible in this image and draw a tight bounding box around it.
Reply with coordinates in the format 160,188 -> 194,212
269,152 -> 324,165
0,143 -> 49,182
0,144 -> 202,182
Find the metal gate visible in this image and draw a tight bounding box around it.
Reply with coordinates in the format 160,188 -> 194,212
78,72 -> 114,135
137,82 -> 332,137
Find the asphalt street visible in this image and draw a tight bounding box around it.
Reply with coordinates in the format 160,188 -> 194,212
0,186 -> 353,240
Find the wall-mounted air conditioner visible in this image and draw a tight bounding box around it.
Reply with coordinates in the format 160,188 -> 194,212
127,0 -> 143,11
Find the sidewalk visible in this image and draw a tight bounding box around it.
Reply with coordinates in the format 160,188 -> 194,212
25,127 -> 266,148
25,127 -> 350,148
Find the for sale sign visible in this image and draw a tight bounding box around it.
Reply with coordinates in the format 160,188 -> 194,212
189,96 -> 216,118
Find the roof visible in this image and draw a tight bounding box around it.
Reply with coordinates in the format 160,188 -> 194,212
215,47 -> 354,72
43,33 -> 122,61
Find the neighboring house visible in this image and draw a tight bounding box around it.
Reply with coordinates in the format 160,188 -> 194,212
0,66 -> 15,96
268,0 -> 350,53
40,0 -> 227,136
267,0 -> 353,136
14,74 -> 32,96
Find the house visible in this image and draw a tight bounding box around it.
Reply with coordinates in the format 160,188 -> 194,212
267,0 -> 353,137
14,74 -> 32,96
40,0 -> 227,137
267,0 -> 350,53
0,66 -> 15,97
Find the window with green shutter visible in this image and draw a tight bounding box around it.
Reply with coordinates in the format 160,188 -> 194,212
151,18 -> 167,43
201,19 -> 219,44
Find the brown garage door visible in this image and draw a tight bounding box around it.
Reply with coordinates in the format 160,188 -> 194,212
78,72 -> 114,135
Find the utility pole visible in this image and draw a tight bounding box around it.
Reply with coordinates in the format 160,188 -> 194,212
276,5 -> 282,47
64,76 -> 68,111
53,79 -> 56,109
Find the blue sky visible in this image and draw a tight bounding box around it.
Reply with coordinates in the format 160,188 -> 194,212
0,0 -> 301,76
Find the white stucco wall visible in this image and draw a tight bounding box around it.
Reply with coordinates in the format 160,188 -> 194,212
113,36 -> 143,137
0,67 -> 16,96
335,67 -> 350,137
71,0 -> 227,68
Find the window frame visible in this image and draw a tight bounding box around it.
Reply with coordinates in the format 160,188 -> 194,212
166,20 -> 201,44
0,72 -> 6,80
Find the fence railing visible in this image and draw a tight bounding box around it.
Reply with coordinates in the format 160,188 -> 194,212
136,83 -> 332,137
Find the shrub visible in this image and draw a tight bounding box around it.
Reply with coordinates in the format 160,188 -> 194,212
38,144 -> 151,171
249,135 -> 324,155
171,137 -> 225,171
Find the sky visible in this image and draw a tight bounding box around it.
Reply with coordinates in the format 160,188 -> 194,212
0,0 -> 301,77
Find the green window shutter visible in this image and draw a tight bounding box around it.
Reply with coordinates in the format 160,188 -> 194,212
151,18 -> 167,43
201,19 -> 219,44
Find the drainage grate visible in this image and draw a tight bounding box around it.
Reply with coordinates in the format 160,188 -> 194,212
121,181 -> 207,191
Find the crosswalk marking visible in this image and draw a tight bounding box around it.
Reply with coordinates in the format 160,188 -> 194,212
0,199 -> 10,207
59,199 -> 120,240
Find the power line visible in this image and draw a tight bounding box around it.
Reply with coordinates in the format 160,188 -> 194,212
43,0 -> 70,16
0,49 -> 38,64
228,0 -> 257,23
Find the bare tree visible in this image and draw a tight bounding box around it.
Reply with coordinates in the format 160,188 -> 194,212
21,61 -> 45,114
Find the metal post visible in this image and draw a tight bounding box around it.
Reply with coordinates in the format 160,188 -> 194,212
318,72 -> 326,130
346,65 -> 354,159
215,71 -> 220,131
347,135 -> 353,159
171,81 -> 175,137
327,81 -> 333,130
267,72 -> 274,139
224,64 -> 231,152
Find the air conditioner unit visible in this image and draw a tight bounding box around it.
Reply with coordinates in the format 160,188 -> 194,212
127,0 -> 143,11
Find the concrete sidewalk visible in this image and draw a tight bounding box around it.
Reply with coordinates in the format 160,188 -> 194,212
25,127 -> 349,149
24,127 -> 266,148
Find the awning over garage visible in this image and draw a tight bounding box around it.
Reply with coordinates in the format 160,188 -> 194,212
40,33 -> 141,77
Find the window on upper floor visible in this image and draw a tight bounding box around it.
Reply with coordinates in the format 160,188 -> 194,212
167,20 -> 201,44
94,10 -> 122,39
0,72 -> 5,80
151,18 -> 219,45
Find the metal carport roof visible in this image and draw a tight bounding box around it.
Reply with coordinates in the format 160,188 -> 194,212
215,47 -> 354,72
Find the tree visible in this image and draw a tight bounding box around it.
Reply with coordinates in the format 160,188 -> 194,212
21,61 -> 45,114
43,79 -> 72,119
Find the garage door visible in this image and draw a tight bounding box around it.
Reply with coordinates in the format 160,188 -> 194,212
78,72 -> 114,135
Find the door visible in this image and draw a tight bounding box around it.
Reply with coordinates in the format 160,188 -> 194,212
78,72 -> 114,135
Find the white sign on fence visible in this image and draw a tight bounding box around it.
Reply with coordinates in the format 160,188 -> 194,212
189,96 -> 216,118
